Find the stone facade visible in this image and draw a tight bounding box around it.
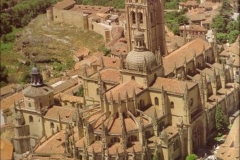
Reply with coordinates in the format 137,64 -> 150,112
8,0 -> 240,160
125,0 -> 166,55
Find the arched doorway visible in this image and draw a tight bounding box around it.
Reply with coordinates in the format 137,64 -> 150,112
192,120 -> 204,152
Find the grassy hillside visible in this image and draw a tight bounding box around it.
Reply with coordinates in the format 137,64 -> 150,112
1,14 -> 105,84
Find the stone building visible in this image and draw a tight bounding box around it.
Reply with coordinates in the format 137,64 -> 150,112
7,0 -> 240,160
46,0 -> 115,43
179,24 -> 207,41
125,0 -> 166,55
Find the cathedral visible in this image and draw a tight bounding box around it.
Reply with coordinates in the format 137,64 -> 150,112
11,0 -> 239,160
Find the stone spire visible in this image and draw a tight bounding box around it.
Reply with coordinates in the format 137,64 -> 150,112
153,108 -> 158,136
30,65 -> 44,87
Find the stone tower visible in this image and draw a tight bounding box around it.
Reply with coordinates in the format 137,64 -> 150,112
125,0 -> 166,55
22,65 -> 54,139
13,110 -> 31,154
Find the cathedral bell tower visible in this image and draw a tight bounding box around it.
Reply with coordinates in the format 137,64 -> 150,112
125,0 -> 166,55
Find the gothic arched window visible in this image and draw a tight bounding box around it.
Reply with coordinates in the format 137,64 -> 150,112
29,116 -> 33,122
154,97 -> 159,106
131,11 -> 136,24
138,12 -> 143,23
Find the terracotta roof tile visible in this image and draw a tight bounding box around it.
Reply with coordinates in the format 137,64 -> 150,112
216,116 -> 240,160
91,56 -> 120,69
163,38 -> 211,75
35,130 -> 65,154
179,24 -> 207,32
108,143 -> 124,154
92,51 -> 104,58
0,92 -> 23,111
54,0 -> 76,9
90,68 -> 120,83
105,80 -> 144,101
0,138 -> 13,160
56,93 -> 83,103
151,77 -> 196,94
180,0 -> 199,6
53,78 -> 78,94
74,47 -> 89,58
44,106 -> 75,122
74,56 -> 99,70
87,141 -> 103,153
126,142 -> 143,153
107,117 -> 138,134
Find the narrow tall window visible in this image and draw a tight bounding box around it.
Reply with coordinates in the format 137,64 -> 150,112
138,12 -> 143,23
131,12 -> 136,24
154,97 -> 159,106
50,122 -> 54,128
29,116 -> 33,122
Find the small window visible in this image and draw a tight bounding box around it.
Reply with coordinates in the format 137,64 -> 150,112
50,122 -> 54,128
171,101 -> 174,108
29,116 -> 33,122
28,103 -> 31,107
131,11 -> 136,24
138,12 -> 143,23
154,97 -> 159,106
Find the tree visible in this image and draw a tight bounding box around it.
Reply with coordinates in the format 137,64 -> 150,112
216,33 -> 228,44
0,65 -> 8,87
75,86 -> 84,97
0,13 -> 12,36
186,154 -> 197,160
153,152 -> 160,160
228,30 -> 239,43
215,104 -> 228,133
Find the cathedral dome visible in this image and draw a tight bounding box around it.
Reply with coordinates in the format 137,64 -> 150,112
126,50 -> 157,71
125,30 -> 157,71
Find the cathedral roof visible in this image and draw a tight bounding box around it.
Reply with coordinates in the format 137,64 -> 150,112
151,77 -> 196,94
105,80 -> 144,101
163,38 -> 211,75
56,93 -> 83,103
90,68 -> 120,83
23,85 -> 53,98
34,130 -> 66,154
91,56 -> 120,69
0,92 -> 23,111
44,106 -> 75,122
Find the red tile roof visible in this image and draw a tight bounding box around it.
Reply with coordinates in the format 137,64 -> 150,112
105,80 -> 144,101
151,77 -> 196,94
56,93 -> 83,103
0,92 -> 23,111
216,116 -> 240,160
179,24 -> 207,32
90,68 -> 120,83
91,56 -> 120,69
35,130 -> 65,154
44,106 -> 75,122
0,138 -> 13,160
163,37 -> 211,75
54,0 -> 76,9
74,47 -> 89,58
